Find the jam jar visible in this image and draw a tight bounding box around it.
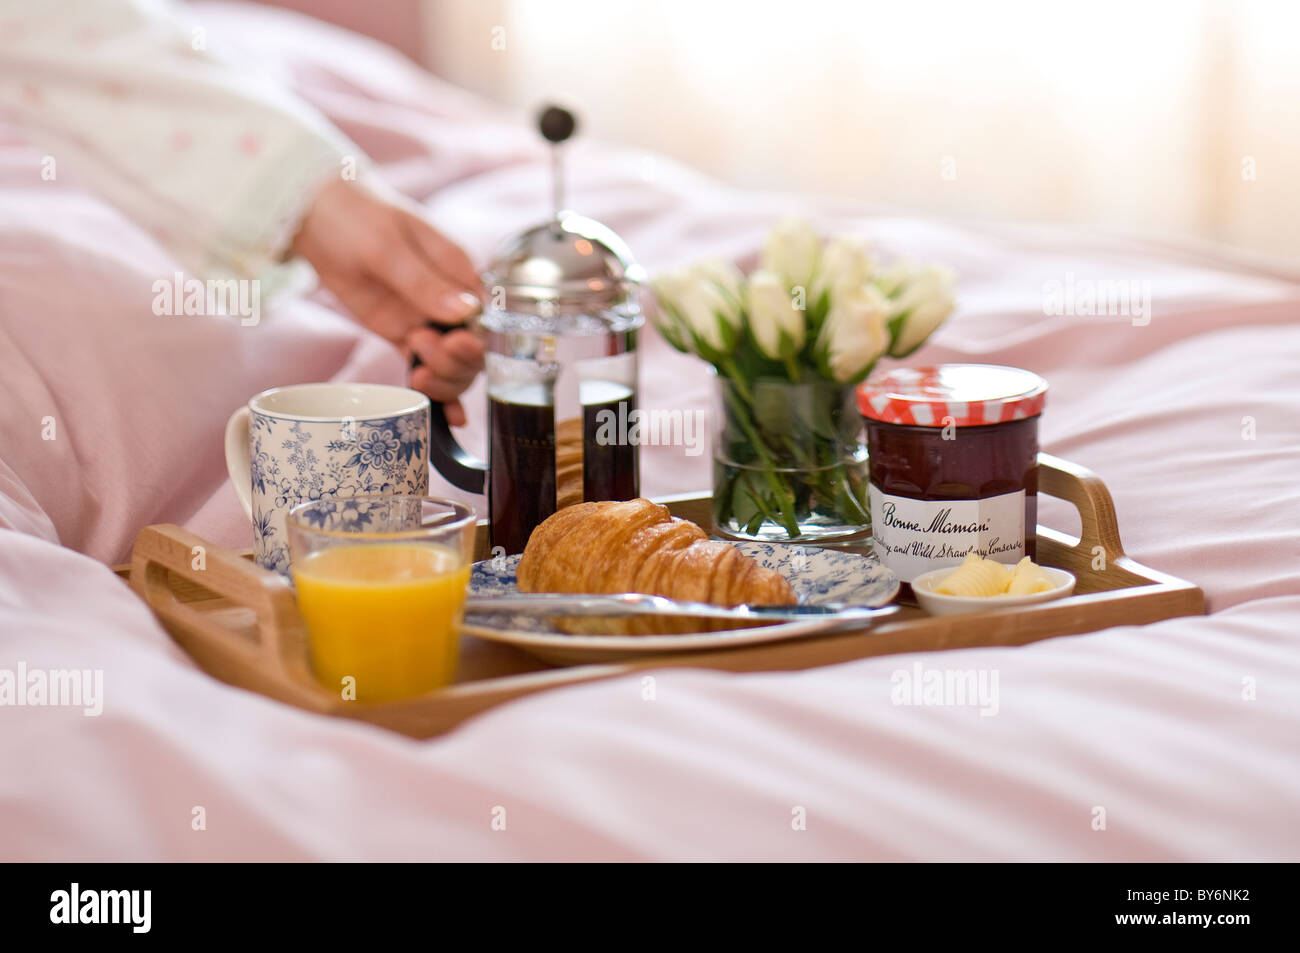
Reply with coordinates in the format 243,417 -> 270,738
857,364 -> 1047,584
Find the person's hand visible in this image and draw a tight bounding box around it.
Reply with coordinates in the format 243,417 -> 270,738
293,178 -> 486,426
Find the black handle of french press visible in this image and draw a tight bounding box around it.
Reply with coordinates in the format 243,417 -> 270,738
412,320 -> 488,495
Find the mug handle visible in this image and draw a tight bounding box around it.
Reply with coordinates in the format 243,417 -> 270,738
224,406 -> 254,519
412,320 -> 488,495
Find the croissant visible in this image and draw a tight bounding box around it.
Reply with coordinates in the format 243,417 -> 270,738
516,498 -> 796,635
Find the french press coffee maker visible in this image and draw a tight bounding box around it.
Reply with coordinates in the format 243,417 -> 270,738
427,107 -> 645,554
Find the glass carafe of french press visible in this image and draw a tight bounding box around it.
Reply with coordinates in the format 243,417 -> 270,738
428,108 -> 644,554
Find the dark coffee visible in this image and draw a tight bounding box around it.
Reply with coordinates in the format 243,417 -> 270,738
488,392 -> 556,555
581,383 -> 639,503
488,380 -> 640,555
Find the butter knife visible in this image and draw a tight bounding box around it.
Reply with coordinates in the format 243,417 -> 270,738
465,592 -> 899,626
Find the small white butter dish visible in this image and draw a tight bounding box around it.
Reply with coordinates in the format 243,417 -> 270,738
911,565 -> 1076,616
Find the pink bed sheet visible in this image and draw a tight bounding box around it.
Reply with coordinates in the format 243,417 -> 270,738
0,2 -> 1297,860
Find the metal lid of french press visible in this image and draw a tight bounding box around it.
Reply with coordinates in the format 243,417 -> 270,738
482,106 -> 645,316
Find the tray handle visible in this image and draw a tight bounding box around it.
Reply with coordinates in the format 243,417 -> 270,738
128,524 -> 312,686
1037,451 -> 1126,563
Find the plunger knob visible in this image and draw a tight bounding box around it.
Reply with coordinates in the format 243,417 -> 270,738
538,105 -> 577,144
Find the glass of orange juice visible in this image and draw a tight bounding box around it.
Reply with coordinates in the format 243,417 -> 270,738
286,496 -> 476,703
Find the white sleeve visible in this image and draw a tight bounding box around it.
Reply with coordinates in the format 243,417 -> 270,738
0,0 -> 366,281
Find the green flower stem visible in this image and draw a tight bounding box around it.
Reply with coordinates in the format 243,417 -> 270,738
720,357 -> 753,403
715,367 -> 871,540
830,464 -> 870,524
719,368 -> 799,537
715,464 -> 738,527
797,431 -> 869,528
741,477 -> 782,526
778,434 -> 814,471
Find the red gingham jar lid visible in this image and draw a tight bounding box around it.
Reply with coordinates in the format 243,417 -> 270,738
857,364 -> 1048,427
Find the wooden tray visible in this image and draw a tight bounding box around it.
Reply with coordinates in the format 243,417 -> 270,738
118,453 -> 1203,739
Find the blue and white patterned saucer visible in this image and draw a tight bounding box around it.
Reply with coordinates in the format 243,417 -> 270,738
463,543 -> 899,665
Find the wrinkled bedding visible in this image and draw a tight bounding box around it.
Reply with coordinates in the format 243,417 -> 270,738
0,2 -> 1297,860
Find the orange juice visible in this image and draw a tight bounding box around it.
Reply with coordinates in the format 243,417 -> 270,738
292,542 -> 470,702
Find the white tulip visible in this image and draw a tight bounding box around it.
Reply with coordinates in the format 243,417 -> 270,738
651,267 -> 736,353
812,236 -> 874,304
746,269 -> 805,359
691,258 -> 746,314
873,259 -> 913,298
816,284 -> 890,383
760,219 -> 821,292
886,264 -> 955,357
650,271 -> 691,351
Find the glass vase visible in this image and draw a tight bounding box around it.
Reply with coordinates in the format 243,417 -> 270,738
711,373 -> 870,543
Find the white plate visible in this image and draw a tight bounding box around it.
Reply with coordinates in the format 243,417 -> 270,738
464,542 -> 899,665
911,564 -> 1076,616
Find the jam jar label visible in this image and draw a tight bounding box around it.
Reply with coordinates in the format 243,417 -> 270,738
868,487 -> 1026,582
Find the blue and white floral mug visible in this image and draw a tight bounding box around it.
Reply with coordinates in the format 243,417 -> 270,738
224,383 -> 430,573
